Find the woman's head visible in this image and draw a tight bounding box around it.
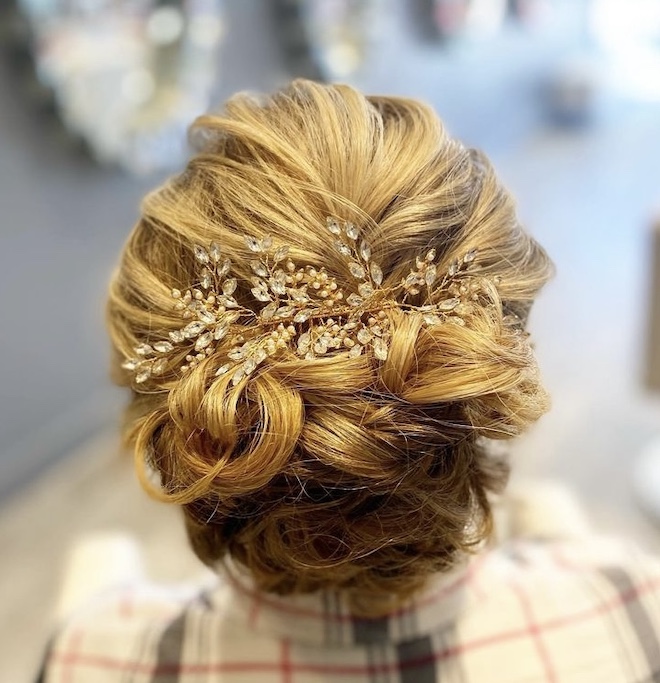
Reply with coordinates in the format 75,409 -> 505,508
107,80 -> 553,615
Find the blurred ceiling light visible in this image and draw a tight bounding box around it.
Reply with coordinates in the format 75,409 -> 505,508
146,6 -> 185,46
589,0 -> 660,100
14,0 -> 224,173
121,68 -> 156,105
431,0 -> 507,40
274,0 -> 386,81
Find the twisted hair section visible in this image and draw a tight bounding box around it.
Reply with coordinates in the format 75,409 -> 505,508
107,80 -> 553,615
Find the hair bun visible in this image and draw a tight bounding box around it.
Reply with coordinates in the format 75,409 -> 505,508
108,80 -> 553,615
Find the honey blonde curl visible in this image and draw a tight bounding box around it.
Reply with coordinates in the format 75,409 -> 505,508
107,80 -> 553,616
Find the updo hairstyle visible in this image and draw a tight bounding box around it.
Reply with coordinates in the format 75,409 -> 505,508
107,80 -> 553,616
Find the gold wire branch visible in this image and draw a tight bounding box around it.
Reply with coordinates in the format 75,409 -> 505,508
122,217 -> 489,386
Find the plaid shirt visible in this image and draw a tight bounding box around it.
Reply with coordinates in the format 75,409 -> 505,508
41,536 -> 660,683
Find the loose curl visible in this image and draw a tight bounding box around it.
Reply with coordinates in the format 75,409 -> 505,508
107,80 -> 553,616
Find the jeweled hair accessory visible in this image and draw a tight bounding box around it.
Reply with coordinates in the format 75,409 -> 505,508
122,217 -> 489,386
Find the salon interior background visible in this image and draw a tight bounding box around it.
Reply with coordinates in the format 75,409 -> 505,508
1,0 -> 660,519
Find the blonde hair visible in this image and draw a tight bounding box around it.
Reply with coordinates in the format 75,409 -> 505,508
107,80 -> 553,616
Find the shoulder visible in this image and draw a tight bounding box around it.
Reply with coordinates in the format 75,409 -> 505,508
451,536 -> 660,683
41,581 -> 223,683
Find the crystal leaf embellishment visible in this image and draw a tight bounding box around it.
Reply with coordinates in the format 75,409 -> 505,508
153,341 -> 174,353
333,240 -> 351,257
345,222 -> 359,240
209,242 -> 222,263
349,262 -> 366,279
123,220 -> 490,387
359,242 -> 371,261
369,262 -> 383,286
194,245 -> 209,264
244,235 -> 261,252
222,278 -> 237,296
273,245 -> 290,262
373,337 -> 388,361
183,321 -> 206,337
250,260 -> 268,278
358,282 -> 374,298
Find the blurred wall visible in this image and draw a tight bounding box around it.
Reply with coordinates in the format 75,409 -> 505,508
0,0 -> 603,500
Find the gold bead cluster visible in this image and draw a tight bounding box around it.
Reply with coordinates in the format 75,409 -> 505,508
122,217 -> 492,386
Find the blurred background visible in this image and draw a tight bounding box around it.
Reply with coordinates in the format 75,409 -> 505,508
2,0 -> 660,679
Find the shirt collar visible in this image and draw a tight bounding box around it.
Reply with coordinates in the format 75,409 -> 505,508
209,555 -> 482,647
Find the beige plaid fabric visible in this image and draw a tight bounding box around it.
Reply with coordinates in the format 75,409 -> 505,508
41,536 -> 660,682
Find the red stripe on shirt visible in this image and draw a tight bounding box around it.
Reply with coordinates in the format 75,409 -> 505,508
51,573 -> 660,678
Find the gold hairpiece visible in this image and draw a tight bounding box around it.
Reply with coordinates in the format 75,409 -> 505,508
122,217 -> 490,386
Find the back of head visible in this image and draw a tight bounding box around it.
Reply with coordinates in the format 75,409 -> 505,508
107,80 -> 553,616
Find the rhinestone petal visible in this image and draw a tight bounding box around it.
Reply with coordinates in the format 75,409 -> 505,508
201,269 -> 213,290
122,358 -> 139,371
244,235 -> 261,252
194,245 -> 209,264
357,328 -> 373,344
438,298 -> 460,312
314,339 -> 328,354
254,348 -> 268,363
326,217 -> 341,235
333,240 -> 351,257
228,347 -> 245,361
222,278 -> 237,296
423,313 -> 442,325
261,302 -> 278,319
169,330 -> 185,343
293,309 -> 312,323
217,259 -> 232,277
210,242 -> 222,262
348,343 -> 363,358
153,341 -> 174,353
135,367 -> 152,383
183,321 -> 206,337
358,282 -> 374,298
348,262 -> 366,279
345,222 -> 359,240
214,323 -> 229,340
373,337 -> 388,361
425,264 -> 437,286
231,366 -> 246,386
269,275 -> 287,295
260,235 -> 273,251
135,344 -> 154,356
464,248 -> 477,263
250,260 -> 268,278
426,248 -> 436,262
195,333 -> 213,351
273,245 -> 290,262
197,309 -> 215,324
359,241 -> 371,261
152,358 -> 167,375
369,262 -> 383,286
215,363 -> 231,376
243,358 -> 257,375
251,287 -> 271,302
297,332 -> 311,353
346,293 -> 363,307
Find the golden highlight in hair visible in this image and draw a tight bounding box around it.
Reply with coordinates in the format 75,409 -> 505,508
107,80 -> 554,616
